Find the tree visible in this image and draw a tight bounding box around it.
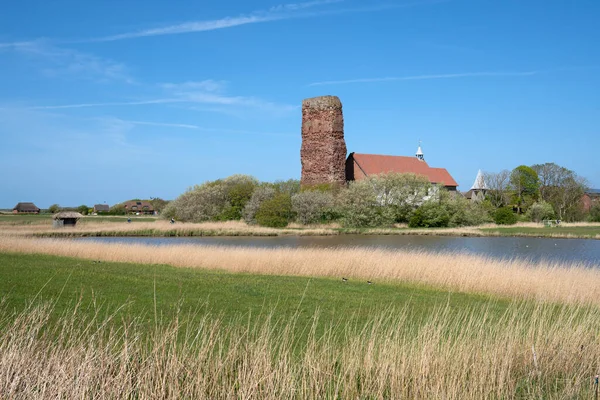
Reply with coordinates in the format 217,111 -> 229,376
368,173 -> 432,223
510,166 -> 540,213
337,179 -> 394,228
77,205 -> 89,215
531,163 -> 588,221
483,170 -> 511,208
525,201 -> 555,222
149,198 -> 169,214
48,204 -> 60,214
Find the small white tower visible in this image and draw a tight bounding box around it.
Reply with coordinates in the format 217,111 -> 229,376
416,140 -> 424,161
469,169 -> 488,202
470,169 -> 488,191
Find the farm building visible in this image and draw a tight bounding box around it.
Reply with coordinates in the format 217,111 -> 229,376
12,202 -> 40,214
93,204 -> 110,213
123,200 -> 155,215
52,211 -> 83,227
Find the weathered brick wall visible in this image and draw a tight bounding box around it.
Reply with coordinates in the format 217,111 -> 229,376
300,96 -> 347,186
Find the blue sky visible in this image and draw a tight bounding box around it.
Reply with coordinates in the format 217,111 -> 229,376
1,0 -> 598,208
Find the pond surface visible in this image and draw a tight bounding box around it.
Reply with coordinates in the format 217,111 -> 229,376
79,235 -> 600,266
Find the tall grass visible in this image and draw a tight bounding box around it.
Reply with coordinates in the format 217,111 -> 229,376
1,220 -> 338,237
1,236 -> 599,306
1,299 -> 598,399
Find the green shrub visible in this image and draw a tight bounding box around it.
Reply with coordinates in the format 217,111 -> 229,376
77,205 -> 89,216
273,179 -> 301,196
494,207 -> 517,225
164,175 -> 258,222
243,185 -> 276,225
291,191 -> 335,225
443,195 -> 492,227
409,201 -> 450,228
525,201 -> 555,222
255,193 -> 295,228
337,180 -> 394,228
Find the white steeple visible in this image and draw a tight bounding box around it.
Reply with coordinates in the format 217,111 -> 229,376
470,169 -> 488,190
415,140 -> 424,161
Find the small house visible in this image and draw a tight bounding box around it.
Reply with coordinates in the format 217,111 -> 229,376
53,211 -> 83,228
93,204 -> 110,213
12,202 -> 40,214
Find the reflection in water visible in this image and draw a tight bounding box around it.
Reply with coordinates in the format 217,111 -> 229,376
77,235 -> 600,266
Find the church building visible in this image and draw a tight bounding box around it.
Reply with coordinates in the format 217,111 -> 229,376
345,144 -> 458,190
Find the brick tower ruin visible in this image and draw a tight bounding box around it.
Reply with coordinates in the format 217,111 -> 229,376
300,95 -> 347,186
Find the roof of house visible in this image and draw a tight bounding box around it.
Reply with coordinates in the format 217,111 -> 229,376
13,202 -> 40,211
53,211 -> 83,220
586,189 -> 600,196
94,204 -> 110,211
123,200 -> 154,209
348,153 -> 459,187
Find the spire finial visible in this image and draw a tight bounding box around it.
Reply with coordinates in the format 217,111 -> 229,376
416,139 -> 424,161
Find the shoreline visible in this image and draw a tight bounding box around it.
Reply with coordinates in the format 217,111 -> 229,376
27,226 -> 600,240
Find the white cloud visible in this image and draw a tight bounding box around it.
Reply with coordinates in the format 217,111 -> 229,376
309,71 -> 541,86
160,80 -> 227,93
0,40 -> 133,83
8,79 -> 296,114
90,0 -> 344,42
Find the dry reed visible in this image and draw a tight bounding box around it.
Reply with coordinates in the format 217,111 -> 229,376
1,236 -> 599,306
1,299 -> 598,399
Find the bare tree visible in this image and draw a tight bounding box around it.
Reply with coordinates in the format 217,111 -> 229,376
483,170 -> 511,208
532,163 -> 588,221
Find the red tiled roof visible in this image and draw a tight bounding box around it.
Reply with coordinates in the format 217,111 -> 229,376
349,153 -> 458,187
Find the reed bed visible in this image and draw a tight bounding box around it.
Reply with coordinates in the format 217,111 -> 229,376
1,236 -> 599,306
1,299 -> 598,399
1,220 -> 338,238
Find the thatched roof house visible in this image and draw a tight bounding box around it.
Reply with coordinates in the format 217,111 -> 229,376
123,200 -> 155,215
93,204 -> 110,213
53,211 -> 83,227
12,202 -> 40,214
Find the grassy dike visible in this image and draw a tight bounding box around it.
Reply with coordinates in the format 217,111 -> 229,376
1,251 -> 599,398
0,252 -> 504,331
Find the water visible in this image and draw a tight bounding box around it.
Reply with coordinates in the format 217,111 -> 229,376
77,235 -> 600,266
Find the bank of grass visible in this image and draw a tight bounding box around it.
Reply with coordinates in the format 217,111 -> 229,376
1,252 -> 599,398
3,217 -> 600,240
0,214 -> 157,226
481,224 -> 600,239
2,236 -> 599,306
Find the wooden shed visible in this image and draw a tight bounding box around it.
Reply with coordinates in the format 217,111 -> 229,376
53,211 -> 83,228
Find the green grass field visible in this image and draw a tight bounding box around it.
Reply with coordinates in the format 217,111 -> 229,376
1,252 -> 598,398
0,252 -> 507,334
481,225 -> 600,238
